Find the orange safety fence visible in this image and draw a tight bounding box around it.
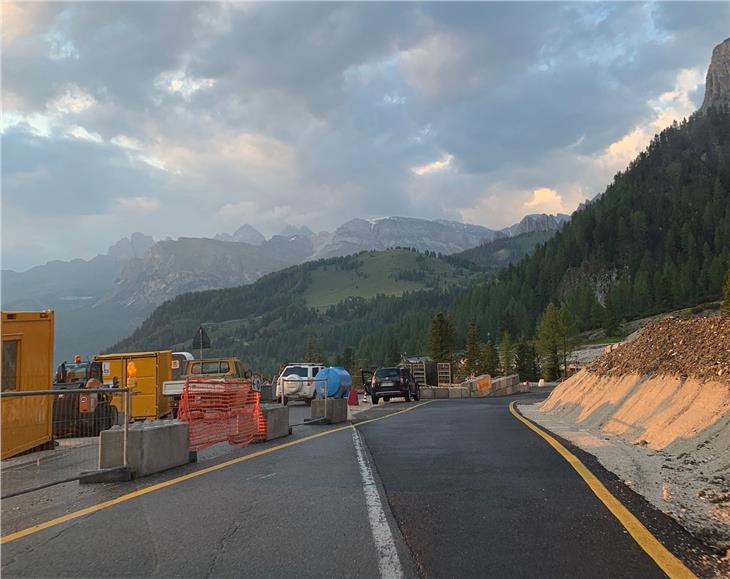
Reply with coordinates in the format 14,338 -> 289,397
177,378 -> 266,451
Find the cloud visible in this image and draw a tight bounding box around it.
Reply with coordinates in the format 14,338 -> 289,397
2,2 -> 729,269
68,125 -> 102,143
113,196 -> 161,213
523,188 -> 566,213
411,154 -> 454,176
597,66 -> 704,171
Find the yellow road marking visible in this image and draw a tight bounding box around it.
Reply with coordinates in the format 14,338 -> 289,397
1,400 -> 433,545
509,401 -> 696,579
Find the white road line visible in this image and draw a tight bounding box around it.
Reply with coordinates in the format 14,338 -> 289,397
351,428 -> 404,579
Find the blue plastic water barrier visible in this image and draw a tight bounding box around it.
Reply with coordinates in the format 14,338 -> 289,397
314,367 -> 353,399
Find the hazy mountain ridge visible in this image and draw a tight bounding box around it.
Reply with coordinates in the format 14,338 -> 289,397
102,237 -> 296,308
2,212 -> 572,362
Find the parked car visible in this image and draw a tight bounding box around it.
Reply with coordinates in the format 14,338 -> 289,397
276,363 -> 326,405
364,367 -> 420,404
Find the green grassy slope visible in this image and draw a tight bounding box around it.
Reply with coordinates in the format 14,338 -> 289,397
111,249 -> 483,372
303,249 -> 477,309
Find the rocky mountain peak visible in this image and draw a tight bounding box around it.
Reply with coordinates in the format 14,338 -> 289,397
215,223 -> 266,245
499,213 -> 570,238
701,37 -> 730,113
106,232 -> 155,260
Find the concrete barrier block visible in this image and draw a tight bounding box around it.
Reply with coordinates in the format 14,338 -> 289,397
261,404 -> 290,441
99,420 -> 190,478
420,387 -> 435,399
434,387 -> 449,399
259,384 -> 274,403
311,398 -> 348,424
447,388 -> 461,399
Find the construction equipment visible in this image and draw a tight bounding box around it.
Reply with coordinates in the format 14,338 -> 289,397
53,357 -> 118,437
94,351 -> 173,421
1,310 -> 55,459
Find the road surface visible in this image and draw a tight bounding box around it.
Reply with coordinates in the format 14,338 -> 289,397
1,395 -> 682,577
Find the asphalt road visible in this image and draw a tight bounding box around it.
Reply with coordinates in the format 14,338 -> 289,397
2,395 -> 672,578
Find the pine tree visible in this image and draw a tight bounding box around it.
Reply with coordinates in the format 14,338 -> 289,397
337,347 -> 357,373
557,304 -> 578,378
514,337 -> 534,381
602,296 -> 619,336
536,303 -> 561,380
427,312 -> 455,363
313,339 -> 328,365
499,331 -> 514,376
304,336 -> 316,362
464,321 -> 481,377
385,332 -> 400,366
481,341 -> 499,377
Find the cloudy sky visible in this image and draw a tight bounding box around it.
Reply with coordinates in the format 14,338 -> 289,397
2,1 -> 728,270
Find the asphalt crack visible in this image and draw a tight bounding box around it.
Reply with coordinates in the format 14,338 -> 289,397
204,519 -> 243,578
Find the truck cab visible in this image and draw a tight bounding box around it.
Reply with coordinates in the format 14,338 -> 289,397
163,357 -> 249,417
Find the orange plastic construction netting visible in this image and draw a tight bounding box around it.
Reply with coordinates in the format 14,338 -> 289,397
177,378 -> 266,451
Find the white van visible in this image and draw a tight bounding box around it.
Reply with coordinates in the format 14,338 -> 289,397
276,363 -> 325,405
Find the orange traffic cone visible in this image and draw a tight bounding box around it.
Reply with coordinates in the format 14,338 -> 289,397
347,388 -> 359,406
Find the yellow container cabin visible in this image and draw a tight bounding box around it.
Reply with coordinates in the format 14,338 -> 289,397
1,310 -> 55,460
94,351 -> 172,421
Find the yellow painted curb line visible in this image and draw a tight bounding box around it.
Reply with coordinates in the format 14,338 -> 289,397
509,401 -> 696,579
2,400 -> 433,545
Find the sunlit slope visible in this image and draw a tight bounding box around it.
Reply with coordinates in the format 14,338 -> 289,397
110,249 -> 482,371
303,249 -> 477,309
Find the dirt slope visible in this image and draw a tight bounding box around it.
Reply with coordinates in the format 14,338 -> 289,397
527,314 -> 730,564
589,315 -> 730,383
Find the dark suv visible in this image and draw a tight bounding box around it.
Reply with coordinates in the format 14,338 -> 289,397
365,367 -> 420,404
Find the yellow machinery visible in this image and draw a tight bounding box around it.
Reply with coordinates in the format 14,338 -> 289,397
1,310 -> 55,459
94,351 -> 172,420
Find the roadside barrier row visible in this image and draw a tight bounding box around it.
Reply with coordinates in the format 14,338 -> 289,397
177,378 -> 265,451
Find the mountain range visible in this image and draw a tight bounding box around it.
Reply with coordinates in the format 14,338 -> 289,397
2,211 -> 569,362
112,38 -> 730,373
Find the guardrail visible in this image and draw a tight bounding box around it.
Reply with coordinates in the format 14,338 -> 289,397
1,388 -> 131,498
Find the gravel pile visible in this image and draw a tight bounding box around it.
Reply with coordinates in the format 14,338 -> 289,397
589,314 -> 730,383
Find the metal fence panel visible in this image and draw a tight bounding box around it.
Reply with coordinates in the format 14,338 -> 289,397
437,363 -> 452,385
1,388 -> 130,498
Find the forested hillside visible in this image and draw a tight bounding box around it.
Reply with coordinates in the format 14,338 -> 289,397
449,230 -> 557,270
115,107 -> 730,372
110,250 -> 479,371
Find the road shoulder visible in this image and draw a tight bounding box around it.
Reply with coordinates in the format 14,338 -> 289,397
514,400 -> 727,578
